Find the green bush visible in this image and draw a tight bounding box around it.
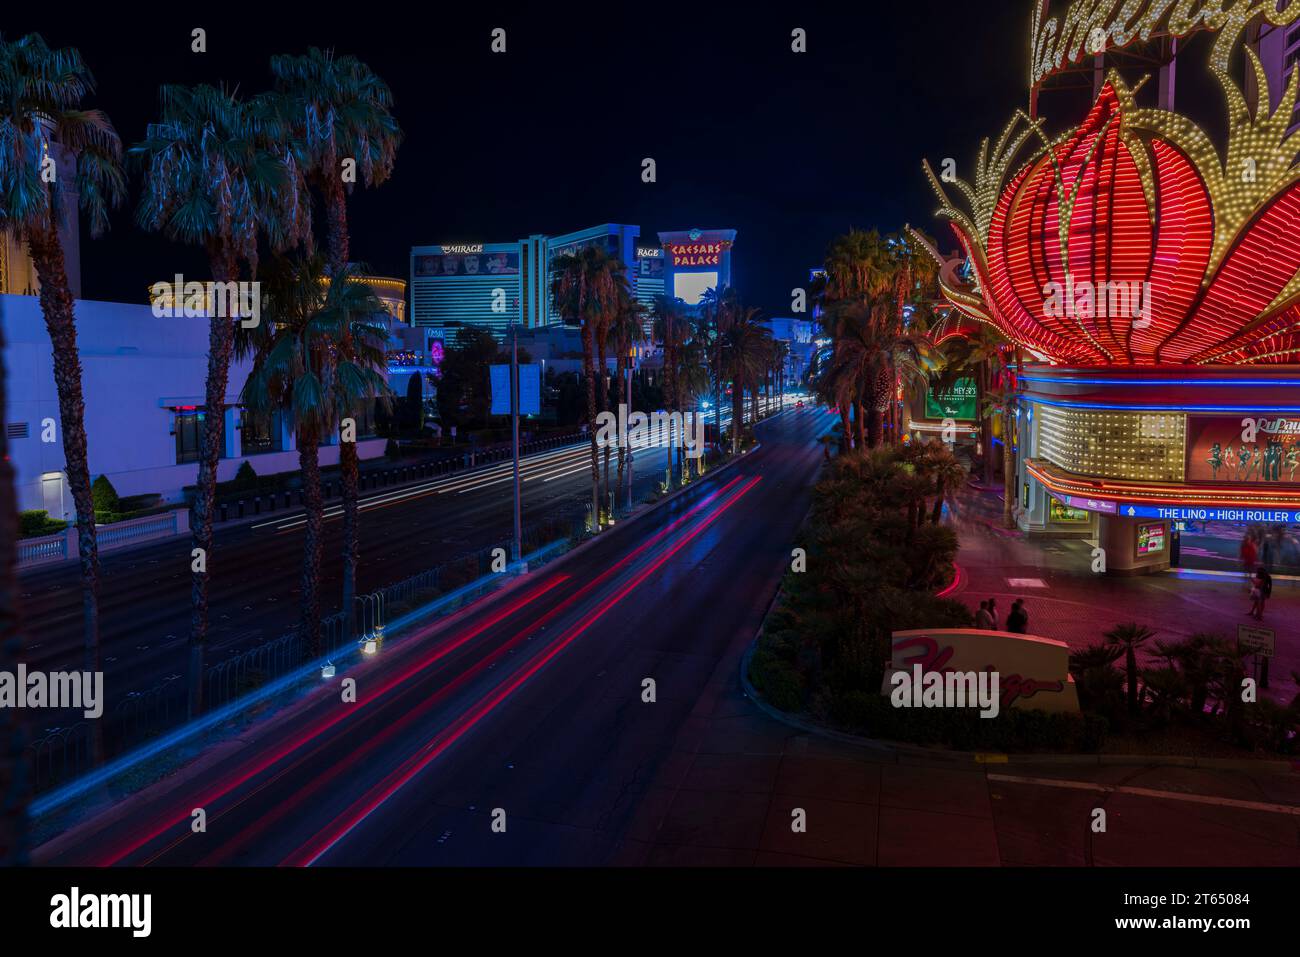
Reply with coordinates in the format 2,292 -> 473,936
19,509 -> 67,538
749,650 -> 806,713
91,474 -> 120,513
233,461 -> 258,489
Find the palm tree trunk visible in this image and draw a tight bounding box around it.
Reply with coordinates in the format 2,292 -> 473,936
0,302 -> 31,865
339,436 -> 359,643
664,324 -> 677,489
583,321 -> 600,530
596,333 -> 610,518
299,424 -> 324,657
615,349 -> 627,504
26,226 -> 102,762
1002,403 -> 1016,529
325,175 -> 350,273
186,246 -> 240,717
839,405 -> 852,453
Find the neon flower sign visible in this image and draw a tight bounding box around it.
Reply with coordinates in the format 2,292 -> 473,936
921,55 -> 1300,366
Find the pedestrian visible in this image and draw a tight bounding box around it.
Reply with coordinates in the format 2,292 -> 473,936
1007,599 -> 1028,634
1240,534 -> 1258,588
1253,566 -> 1272,620
975,600 -> 995,630
987,597 -> 999,630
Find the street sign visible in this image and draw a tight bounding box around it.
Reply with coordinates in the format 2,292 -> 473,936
490,363 -> 541,416
1237,624 -> 1275,658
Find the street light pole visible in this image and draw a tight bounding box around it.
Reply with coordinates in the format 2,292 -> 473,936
511,323 -> 522,565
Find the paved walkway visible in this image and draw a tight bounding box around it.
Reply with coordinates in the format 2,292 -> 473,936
611,624 -> 1300,866
947,484 -> 1298,705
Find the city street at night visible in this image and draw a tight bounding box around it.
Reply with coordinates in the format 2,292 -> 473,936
3,0 -> 1299,942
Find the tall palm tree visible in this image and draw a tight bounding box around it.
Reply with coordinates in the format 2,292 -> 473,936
611,289 -> 644,509
551,246 -> 625,530
239,256 -> 384,655
652,295 -> 688,488
0,296 -> 29,865
264,49 -> 402,639
133,84 -> 311,714
0,35 -> 126,732
721,305 -> 772,453
1104,622 -> 1156,717
675,331 -> 712,479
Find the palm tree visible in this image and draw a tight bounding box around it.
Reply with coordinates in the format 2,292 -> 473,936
132,84 -> 312,714
239,256 -> 383,655
611,289 -> 644,509
0,35 -> 126,732
0,296 -> 29,865
264,48 -> 402,640
265,48 -> 401,273
675,328 -> 712,480
652,295 -> 688,488
1104,622 -> 1156,717
723,306 -> 772,452
551,246 -> 626,530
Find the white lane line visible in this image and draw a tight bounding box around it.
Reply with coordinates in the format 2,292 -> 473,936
263,445 -> 593,528
987,773 -> 1300,816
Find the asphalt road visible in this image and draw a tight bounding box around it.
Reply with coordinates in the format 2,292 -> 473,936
17,435 -> 681,718
38,404 -> 833,865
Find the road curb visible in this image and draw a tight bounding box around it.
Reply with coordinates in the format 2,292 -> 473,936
738,616 -> 1297,775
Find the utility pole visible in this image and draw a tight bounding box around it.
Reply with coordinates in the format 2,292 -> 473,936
625,350 -> 634,510
511,323 -> 522,565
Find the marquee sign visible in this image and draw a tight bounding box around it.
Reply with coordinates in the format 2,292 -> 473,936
666,241 -> 729,268
1031,0 -> 1300,90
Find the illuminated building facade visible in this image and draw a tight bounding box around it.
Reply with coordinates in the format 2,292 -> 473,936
922,1 -> 1300,573
411,224 -> 737,346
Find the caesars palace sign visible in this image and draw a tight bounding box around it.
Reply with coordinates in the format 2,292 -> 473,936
1031,0 -> 1300,88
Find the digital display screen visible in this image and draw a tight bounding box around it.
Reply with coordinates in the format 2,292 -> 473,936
414,252 -> 518,277
1137,522 -> 1166,556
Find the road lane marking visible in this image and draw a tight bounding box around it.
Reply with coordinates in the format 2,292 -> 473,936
988,772 -> 1300,816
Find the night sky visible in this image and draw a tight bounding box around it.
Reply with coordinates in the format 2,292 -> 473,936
11,3 -> 1033,316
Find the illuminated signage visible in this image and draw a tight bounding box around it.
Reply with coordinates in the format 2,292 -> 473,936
667,242 -> 726,268
414,252 -> 518,277
1120,503 -> 1300,523
1136,521 -> 1166,557
1049,496 -> 1090,524
1030,0 -> 1300,90
1060,494 -> 1118,515
636,247 -> 662,258
925,378 -> 978,422
1187,415 -> 1300,486
441,244 -> 484,254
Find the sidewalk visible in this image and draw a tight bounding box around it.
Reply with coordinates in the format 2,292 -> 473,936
947,484 -> 1297,705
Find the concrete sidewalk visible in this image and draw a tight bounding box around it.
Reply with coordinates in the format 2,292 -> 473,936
610,624 -> 1300,866
947,484 -> 1297,704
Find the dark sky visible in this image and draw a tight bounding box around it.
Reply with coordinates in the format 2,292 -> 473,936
12,2 -> 1031,317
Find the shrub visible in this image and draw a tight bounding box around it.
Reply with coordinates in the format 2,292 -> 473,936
385,438 -> 402,459
749,650 -> 806,713
19,510 -> 66,537
91,474 -> 120,513
233,461 -> 258,489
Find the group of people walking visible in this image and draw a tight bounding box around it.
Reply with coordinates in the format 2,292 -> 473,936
975,597 -> 1029,634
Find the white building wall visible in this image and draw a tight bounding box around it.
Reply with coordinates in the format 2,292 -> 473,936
2,293 -> 383,518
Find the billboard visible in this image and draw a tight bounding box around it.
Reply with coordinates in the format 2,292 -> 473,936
1137,521 -> 1166,557
1187,415 -> 1300,486
414,252 -> 519,277
1048,496 -> 1090,524
636,255 -> 665,281
924,378 -> 977,422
